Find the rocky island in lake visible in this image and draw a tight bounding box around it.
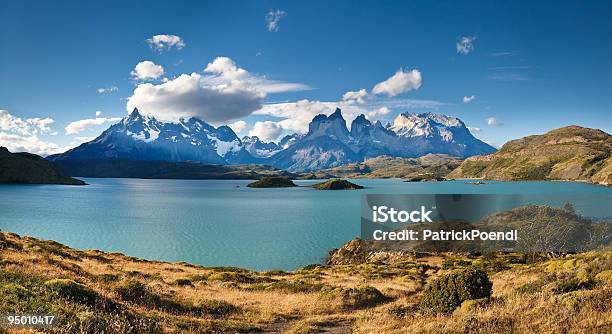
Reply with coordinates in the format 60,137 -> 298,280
246,176 -> 298,188
311,179 -> 364,190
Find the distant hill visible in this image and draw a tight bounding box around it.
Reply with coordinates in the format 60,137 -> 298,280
448,126 -> 612,186
54,159 -> 296,180
306,154 -> 462,179
0,147 -> 85,185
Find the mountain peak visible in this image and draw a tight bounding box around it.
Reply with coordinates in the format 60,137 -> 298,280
328,108 -> 344,120
307,108 -> 349,140
352,114 -> 370,124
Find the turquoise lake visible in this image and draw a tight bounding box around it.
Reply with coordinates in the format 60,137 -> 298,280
1,178 -> 611,271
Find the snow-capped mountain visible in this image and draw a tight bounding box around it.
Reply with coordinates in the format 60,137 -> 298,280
389,112 -> 497,158
49,108 -> 253,164
241,136 -> 282,158
267,109 -> 360,171
268,109 -> 496,171
50,107 -> 495,172
279,133 -> 305,149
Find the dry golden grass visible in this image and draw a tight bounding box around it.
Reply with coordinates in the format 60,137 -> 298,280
1,232 -> 610,333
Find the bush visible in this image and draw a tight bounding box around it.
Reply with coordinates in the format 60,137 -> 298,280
419,267 -> 492,314
174,278 -> 193,287
197,299 -> 239,316
247,280 -> 325,293
551,278 -> 594,294
0,283 -> 30,307
441,259 -> 454,270
208,272 -> 258,283
114,279 -> 148,302
322,285 -> 387,309
387,303 -> 417,318
301,264 -> 324,271
44,279 -> 98,305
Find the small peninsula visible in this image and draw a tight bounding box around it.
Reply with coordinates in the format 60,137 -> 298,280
0,147 -> 85,185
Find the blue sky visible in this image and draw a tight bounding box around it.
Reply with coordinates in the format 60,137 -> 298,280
1,0 -> 611,155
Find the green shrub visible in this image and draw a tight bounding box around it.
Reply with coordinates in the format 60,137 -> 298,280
247,280 -> 325,293
264,269 -> 288,276
208,272 -> 258,283
197,299 -> 239,316
97,273 -> 120,283
322,285 -> 387,309
0,283 -> 30,307
301,264 -> 324,271
551,278 -> 594,294
419,267 -> 492,314
441,259 -> 454,270
516,280 -> 546,294
174,278 -> 193,286
44,279 -> 98,305
114,279 -> 148,302
387,303 -> 417,318
455,297 -> 489,314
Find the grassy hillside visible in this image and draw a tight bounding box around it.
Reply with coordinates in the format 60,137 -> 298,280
448,126 -> 612,186
0,232 -> 610,333
305,154 -> 462,179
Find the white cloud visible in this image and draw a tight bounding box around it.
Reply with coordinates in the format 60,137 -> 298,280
228,120 -> 247,134
202,56 -> 310,94
95,111 -> 102,117
0,110 -> 62,156
463,95 -> 476,103
457,36 -> 476,55
0,110 -> 54,136
249,121 -> 283,141
65,116 -> 121,135
467,126 -> 481,133
97,86 -> 118,94
146,34 -> 186,52
0,132 -> 64,156
255,97 -> 441,134
486,117 -> 503,127
266,9 -> 287,32
126,72 -> 263,123
372,68 -> 422,97
204,57 -> 250,80
126,57 -> 309,124
368,106 -> 391,118
342,89 -> 368,104
131,61 -> 164,80
255,100 -> 340,134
